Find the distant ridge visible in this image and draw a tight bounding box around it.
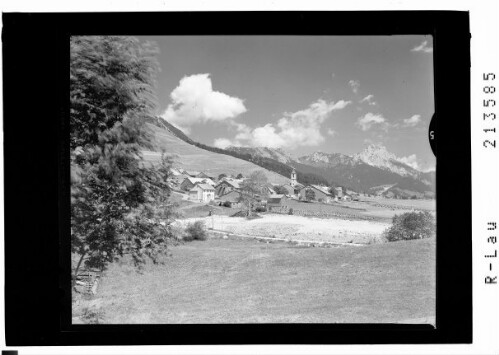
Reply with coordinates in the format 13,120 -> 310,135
148,118 -> 435,198
154,119 -> 332,186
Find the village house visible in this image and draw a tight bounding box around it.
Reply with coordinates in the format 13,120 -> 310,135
350,192 -> 360,201
215,178 -> 241,196
218,190 -> 243,208
170,173 -> 189,186
188,184 -> 215,203
334,186 -> 344,198
196,172 -> 215,180
180,177 -> 216,191
298,185 -> 333,203
264,185 -> 278,197
266,195 -> 292,213
342,194 -> 352,202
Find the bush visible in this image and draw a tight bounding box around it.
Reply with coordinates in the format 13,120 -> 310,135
81,306 -> 104,324
254,206 -> 266,212
223,201 -> 232,208
288,208 -> 294,215
184,221 -> 208,241
383,211 -> 436,242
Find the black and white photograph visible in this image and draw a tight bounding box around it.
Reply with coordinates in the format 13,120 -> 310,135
70,35 -> 437,324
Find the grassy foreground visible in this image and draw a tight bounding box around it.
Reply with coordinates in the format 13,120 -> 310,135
74,237 -> 435,324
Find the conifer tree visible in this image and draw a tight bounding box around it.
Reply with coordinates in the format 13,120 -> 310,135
70,36 -> 175,288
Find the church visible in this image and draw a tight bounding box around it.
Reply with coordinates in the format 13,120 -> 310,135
279,168 -> 304,197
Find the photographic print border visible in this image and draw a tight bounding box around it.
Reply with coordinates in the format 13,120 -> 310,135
2,10 -> 471,345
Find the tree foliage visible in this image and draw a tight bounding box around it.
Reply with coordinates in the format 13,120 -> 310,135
238,171 -> 269,215
273,185 -> 289,195
70,36 -> 175,285
383,211 -> 436,242
305,188 -> 316,202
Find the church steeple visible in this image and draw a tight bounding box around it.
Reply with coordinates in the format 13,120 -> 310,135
290,167 -> 297,187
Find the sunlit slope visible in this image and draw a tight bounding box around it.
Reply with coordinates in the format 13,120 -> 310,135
142,123 -> 289,184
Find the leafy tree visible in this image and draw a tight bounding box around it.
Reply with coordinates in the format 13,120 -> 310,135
239,170 -> 269,216
328,186 -> 337,197
70,36 -> 175,289
273,185 -> 288,195
218,173 -> 227,180
383,211 -> 436,242
305,188 -> 316,202
236,173 -> 244,179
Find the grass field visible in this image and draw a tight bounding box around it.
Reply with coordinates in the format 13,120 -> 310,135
73,237 -> 435,324
174,195 -> 436,223
177,215 -> 390,244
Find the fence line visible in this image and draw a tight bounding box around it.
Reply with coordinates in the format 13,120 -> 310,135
267,206 -> 375,221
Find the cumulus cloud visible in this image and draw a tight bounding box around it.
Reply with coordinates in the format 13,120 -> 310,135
403,114 -> 422,127
213,99 -> 350,150
357,113 -> 387,131
161,73 -> 247,131
397,154 -> 420,170
349,80 -> 360,94
359,94 -> 376,105
396,154 -> 436,172
213,138 -> 235,149
327,128 -> 337,137
411,40 -> 433,53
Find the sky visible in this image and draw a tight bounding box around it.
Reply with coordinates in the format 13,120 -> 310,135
142,35 -> 435,172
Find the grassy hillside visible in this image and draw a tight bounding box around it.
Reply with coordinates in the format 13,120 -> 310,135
142,123 -> 289,184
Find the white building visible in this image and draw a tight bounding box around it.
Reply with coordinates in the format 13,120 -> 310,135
189,184 -> 215,203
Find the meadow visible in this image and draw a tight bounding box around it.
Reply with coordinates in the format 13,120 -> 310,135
73,236 -> 435,324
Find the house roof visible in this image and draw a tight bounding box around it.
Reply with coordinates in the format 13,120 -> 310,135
267,195 -> 285,204
311,185 -> 331,194
216,178 -> 240,189
185,170 -> 200,177
169,168 -> 183,176
304,185 -> 333,196
183,177 -> 215,186
196,172 -> 213,179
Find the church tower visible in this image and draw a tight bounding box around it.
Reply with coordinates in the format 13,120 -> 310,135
290,167 -> 297,187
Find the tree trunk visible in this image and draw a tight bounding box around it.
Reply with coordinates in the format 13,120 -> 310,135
72,251 -> 86,291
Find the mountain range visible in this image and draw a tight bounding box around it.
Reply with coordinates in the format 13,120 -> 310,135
150,118 -> 435,199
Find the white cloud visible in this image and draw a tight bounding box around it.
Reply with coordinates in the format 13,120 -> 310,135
213,138 -> 235,149
161,73 -> 247,131
397,154 -> 420,170
403,114 -> 422,127
411,40 -> 433,53
359,94 -> 376,106
251,124 -> 288,148
396,154 -> 436,172
357,113 -> 387,131
327,128 -> 337,137
348,80 -> 360,94
213,99 -> 350,150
